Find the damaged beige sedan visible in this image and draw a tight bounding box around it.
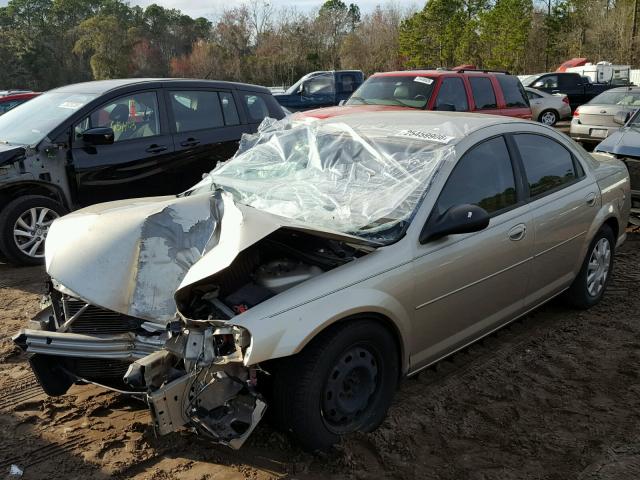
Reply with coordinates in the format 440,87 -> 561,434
14,111 -> 630,451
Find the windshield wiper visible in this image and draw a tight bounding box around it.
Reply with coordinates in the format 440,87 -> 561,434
347,96 -> 375,105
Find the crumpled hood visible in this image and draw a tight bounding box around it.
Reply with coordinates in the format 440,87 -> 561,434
595,128 -> 640,158
45,191 -> 373,323
0,143 -> 26,167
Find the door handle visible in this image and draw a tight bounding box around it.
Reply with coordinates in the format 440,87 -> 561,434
585,192 -> 597,207
508,223 -> 527,241
180,138 -> 200,148
146,144 -> 168,154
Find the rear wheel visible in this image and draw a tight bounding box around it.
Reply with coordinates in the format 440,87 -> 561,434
271,320 -> 399,451
0,195 -> 67,266
566,225 -> 615,309
539,109 -> 558,126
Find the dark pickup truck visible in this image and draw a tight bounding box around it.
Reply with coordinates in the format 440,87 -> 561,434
0,78 -> 284,265
274,70 -> 364,112
522,72 -> 624,110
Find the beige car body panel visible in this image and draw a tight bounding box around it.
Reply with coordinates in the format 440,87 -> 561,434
526,87 -> 572,123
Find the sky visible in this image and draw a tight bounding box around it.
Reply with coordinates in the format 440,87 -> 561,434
0,0 -> 418,19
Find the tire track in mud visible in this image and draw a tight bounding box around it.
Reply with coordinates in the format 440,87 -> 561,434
0,374 -> 44,411
0,434 -> 90,471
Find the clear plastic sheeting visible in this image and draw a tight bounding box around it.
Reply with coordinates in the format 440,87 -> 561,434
195,116 -> 458,243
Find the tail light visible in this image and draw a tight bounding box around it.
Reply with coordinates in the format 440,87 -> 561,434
562,96 -> 570,105
573,107 -> 580,117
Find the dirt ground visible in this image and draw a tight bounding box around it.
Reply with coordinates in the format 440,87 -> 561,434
1,233 -> 640,480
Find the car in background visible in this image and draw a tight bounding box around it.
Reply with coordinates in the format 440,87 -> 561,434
14,111 -> 629,452
0,78 -> 284,265
273,70 -> 364,112
302,69 -> 531,120
525,87 -> 571,126
594,107 -> 640,224
521,72 -> 625,111
570,86 -> 640,145
0,92 -> 40,115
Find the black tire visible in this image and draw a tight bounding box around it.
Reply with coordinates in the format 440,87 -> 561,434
270,319 -> 399,452
539,109 -> 558,126
566,225 -> 615,309
0,195 -> 67,266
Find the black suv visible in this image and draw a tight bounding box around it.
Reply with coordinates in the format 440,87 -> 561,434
0,79 -> 284,265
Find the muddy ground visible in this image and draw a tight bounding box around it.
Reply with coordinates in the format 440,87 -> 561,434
1,233 -> 640,480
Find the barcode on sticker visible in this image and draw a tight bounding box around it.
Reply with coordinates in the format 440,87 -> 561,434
396,129 -> 454,144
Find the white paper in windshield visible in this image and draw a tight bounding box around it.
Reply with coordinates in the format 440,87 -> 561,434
414,76 -> 434,85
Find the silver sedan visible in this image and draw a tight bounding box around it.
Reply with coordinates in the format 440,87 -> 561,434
570,86 -> 640,145
525,87 -> 572,126
14,111 -> 630,451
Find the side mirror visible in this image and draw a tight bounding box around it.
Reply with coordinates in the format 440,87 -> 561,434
419,204 -> 490,244
435,103 -> 456,112
613,111 -> 631,126
338,99 -> 346,106
297,83 -> 306,95
82,127 -> 114,145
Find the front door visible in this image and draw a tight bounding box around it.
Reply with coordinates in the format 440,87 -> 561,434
411,136 -> 533,369
71,90 -> 176,206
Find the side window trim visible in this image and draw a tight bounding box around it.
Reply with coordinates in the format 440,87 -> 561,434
73,89 -> 163,145
506,132 -> 587,202
432,134 -> 523,221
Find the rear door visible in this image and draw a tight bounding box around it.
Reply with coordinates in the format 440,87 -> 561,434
167,89 -> 247,193
71,89 -> 176,206
495,75 -> 531,119
509,133 -> 597,307
559,74 -> 585,110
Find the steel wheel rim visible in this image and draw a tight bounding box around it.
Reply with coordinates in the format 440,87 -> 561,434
322,345 -> 379,432
586,237 -> 611,297
12,207 -> 59,258
541,111 -> 556,125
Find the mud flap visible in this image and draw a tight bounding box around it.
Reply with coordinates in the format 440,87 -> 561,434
29,353 -> 74,396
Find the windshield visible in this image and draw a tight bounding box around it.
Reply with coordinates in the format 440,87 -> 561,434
521,74 -> 545,87
285,72 -> 334,96
588,90 -> 640,106
346,76 -> 434,109
0,91 -> 97,145
188,117 -> 455,243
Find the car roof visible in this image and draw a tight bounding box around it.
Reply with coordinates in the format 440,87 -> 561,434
372,70 -> 509,78
51,78 -> 271,95
316,110 -> 528,144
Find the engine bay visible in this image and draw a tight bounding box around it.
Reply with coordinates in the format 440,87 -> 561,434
177,228 -> 368,321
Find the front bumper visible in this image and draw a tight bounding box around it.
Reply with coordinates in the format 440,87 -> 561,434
14,304 -> 265,449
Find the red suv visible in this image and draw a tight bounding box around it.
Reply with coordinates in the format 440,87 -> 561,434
0,92 -> 40,115
302,69 -> 532,120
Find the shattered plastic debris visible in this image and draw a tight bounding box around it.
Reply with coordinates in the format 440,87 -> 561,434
192,116 -> 456,242
9,464 -> 23,477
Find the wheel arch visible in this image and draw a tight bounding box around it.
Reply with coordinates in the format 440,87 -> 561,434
0,181 -> 69,212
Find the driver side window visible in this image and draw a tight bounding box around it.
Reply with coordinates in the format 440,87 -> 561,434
74,92 -> 160,143
437,136 -> 517,216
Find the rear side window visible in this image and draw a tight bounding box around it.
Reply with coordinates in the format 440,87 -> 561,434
243,94 -> 270,123
434,77 -> 469,112
437,136 -> 517,215
170,91 -> 224,132
496,76 -> 529,108
513,134 -> 578,197
219,92 -> 240,125
469,77 -> 497,109
526,90 -> 541,100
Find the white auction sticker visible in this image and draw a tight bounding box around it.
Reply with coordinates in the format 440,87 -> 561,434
414,76 -> 434,85
396,129 -> 454,144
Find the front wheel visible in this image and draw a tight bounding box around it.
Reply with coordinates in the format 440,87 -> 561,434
0,195 -> 67,266
271,320 -> 399,451
539,109 -> 558,126
566,225 -> 615,309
